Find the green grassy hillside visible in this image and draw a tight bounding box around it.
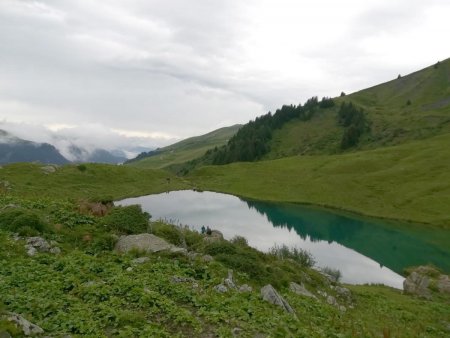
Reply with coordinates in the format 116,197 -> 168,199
127,125 -> 241,169
188,132 -> 450,228
0,163 -> 190,200
268,58 -> 450,158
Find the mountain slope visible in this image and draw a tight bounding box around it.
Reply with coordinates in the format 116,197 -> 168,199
267,58 -> 450,158
126,124 -> 241,169
0,130 -> 69,165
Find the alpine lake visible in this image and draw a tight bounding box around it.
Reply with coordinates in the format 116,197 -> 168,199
117,190 -> 450,289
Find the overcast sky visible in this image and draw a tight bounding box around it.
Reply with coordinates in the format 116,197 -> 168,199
1,0 -> 449,154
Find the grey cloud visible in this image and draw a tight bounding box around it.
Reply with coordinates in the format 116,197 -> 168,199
0,0 -> 449,153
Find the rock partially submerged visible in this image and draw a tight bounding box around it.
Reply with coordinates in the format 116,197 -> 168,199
260,284 -> 294,313
115,233 -> 186,254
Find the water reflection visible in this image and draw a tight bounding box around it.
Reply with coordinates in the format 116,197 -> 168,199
117,190 -> 450,288
245,200 -> 450,275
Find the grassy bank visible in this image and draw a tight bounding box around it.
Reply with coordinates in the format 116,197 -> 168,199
188,133 -> 450,228
0,163 -> 191,200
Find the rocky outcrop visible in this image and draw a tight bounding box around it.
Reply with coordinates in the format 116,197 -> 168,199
203,230 -> 224,243
3,312 -> 44,336
260,284 -> 294,313
114,234 -> 187,254
437,275 -> 450,294
25,237 -> 60,256
403,266 -> 450,298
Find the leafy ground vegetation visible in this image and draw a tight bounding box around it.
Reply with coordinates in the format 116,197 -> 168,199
0,190 -> 449,337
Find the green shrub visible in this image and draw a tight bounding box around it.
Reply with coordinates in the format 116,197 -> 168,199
269,244 -> 315,268
151,222 -> 182,245
0,209 -> 47,233
90,234 -> 118,252
204,241 -> 237,256
321,266 -> 342,282
230,235 -> 249,247
77,164 -> 87,172
0,319 -> 22,336
183,229 -> 204,249
215,253 -> 267,281
17,225 -> 40,237
101,205 -> 150,234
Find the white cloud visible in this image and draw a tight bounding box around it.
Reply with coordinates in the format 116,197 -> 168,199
0,0 -> 449,152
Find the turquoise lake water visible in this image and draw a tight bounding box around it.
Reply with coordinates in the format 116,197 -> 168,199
117,190 -> 450,288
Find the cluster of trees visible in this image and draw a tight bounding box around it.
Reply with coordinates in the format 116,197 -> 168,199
338,102 -> 369,149
205,96 -> 335,165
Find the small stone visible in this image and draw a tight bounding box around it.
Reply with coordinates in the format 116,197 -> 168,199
41,165 -> 57,174
50,247 -> 61,255
25,245 -> 37,257
239,284 -> 252,293
335,286 -> 352,303
126,267 -> 133,272
339,305 -> 347,312
317,290 -> 328,298
232,327 -> 243,337
214,284 -> 228,293
202,254 -> 213,263
224,269 -> 236,289
131,257 -> 150,264
326,295 -> 338,306
171,276 -> 194,283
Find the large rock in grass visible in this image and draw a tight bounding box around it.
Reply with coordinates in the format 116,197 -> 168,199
403,272 -> 431,299
403,266 -> 450,298
261,284 -> 294,313
115,234 -> 186,254
4,312 -> 44,336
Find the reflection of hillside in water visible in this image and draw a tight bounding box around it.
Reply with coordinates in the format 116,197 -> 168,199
244,199 -> 450,274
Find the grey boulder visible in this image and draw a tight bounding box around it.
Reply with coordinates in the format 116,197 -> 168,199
115,234 -> 187,254
260,284 -> 294,313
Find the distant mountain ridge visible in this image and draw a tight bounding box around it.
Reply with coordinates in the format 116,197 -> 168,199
0,130 -> 69,165
0,130 -> 126,165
